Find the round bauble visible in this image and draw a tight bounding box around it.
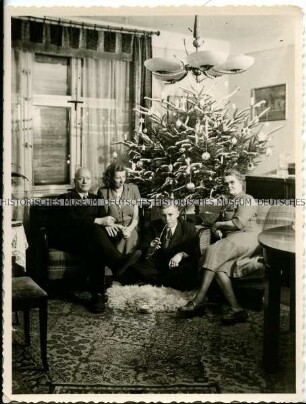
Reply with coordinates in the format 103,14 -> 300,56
201,152 -> 211,161
193,38 -> 201,48
257,131 -> 266,142
231,137 -> 237,145
143,128 -> 148,134
176,119 -> 183,128
186,182 -> 195,191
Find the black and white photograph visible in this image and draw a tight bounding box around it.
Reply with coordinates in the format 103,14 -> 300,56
2,1 -> 304,402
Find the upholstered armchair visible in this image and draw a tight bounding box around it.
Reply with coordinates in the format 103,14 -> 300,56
29,199 -> 84,289
196,204 -> 295,310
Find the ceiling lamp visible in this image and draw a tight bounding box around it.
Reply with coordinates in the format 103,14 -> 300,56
144,15 -> 254,83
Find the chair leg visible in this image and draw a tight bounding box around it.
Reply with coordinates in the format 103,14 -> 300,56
39,301 -> 49,371
23,310 -> 30,345
14,311 -> 19,325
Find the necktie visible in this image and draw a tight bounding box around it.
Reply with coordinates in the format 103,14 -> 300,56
163,228 -> 172,249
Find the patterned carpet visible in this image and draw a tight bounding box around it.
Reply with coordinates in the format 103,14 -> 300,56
11,292 -> 295,395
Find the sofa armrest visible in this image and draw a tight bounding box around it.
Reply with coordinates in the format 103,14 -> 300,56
196,226 -> 212,255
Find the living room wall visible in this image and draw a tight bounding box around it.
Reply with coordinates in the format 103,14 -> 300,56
229,45 -> 295,175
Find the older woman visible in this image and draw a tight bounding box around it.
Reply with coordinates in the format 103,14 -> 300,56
178,169 -> 262,325
98,163 -> 141,254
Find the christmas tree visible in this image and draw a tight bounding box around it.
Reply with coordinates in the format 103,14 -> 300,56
113,83 -> 284,199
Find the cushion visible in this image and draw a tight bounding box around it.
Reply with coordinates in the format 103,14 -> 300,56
12,276 -> 47,300
48,249 -> 82,280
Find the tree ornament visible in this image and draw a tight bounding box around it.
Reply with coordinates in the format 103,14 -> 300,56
193,38 -> 202,48
112,151 -> 118,160
241,127 -> 251,136
186,166 -> 191,175
179,147 -> 186,153
201,151 -> 211,161
231,137 -> 237,145
176,119 -> 183,128
168,163 -> 173,172
136,161 -> 143,168
143,128 -> 148,134
257,131 -> 266,142
247,162 -> 255,171
195,120 -> 201,133
209,176 -> 213,181
266,147 -> 272,157
141,144 -> 146,151
170,192 -> 174,199
186,182 -> 195,191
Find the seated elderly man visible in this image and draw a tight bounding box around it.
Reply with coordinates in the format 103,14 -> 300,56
51,167 -> 141,313
120,204 -> 201,291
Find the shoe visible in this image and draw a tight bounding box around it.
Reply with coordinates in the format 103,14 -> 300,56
89,293 -> 105,313
221,308 -> 248,325
177,300 -> 206,318
116,250 -> 142,279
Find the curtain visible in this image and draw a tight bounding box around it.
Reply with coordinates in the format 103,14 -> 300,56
81,58 -> 131,187
82,34 -> 152,189
130,35 -> 152,135
11,49 -> 33,225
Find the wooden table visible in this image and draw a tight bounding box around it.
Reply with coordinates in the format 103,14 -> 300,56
258,225 -> 295,372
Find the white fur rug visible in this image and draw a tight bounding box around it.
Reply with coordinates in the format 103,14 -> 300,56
106,284 -> 195,313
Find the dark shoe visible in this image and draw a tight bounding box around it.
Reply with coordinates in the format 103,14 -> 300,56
221,308 -> 248,325
116,250 -> 142,279
89,293 -> 105,313
177,300 -> 206,318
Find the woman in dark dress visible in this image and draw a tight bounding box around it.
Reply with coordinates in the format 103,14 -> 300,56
178,169 -> 262,324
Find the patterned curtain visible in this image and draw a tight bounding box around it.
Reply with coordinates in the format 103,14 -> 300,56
131,35 -> 152,136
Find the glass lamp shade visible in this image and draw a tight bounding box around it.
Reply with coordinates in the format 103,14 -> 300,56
144,58 -> 184,74
186,50 -> 229,70
152,69 -> 188,83
205,68 -> 223,78
214,54 -> 255,74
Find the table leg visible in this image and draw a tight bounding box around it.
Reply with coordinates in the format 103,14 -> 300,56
263,249 -> 281,372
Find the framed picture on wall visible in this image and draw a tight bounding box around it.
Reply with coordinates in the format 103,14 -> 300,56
252,84 -> 286,122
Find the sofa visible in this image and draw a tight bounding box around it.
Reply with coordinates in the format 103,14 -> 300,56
28,201 -> 295,309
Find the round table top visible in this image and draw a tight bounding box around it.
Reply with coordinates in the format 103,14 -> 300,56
258,225 -> 295,254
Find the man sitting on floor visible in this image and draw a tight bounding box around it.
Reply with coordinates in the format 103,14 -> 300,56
120,204 -> 201,291
50,167 -> 141,313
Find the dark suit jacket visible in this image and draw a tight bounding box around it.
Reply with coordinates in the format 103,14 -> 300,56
140,217 -> 200,265
52,189 -> 106,240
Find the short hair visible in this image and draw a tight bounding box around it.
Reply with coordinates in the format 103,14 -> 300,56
74,167 -> 91,179
223,169 -> 245,184
102,163 -> 127,189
